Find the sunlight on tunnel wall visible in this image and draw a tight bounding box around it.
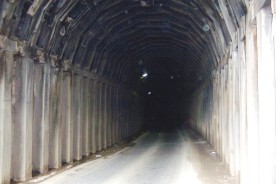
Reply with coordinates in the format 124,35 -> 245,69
187,3 -> 276,184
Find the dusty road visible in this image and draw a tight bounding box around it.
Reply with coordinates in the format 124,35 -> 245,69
35,130 -> 233,184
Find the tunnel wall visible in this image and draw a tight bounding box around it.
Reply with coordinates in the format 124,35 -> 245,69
0,1 -> 276,184
188,2 -> 276,184
0,47 -> 143,183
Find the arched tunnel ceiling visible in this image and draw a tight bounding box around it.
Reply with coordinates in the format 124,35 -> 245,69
0,0 -> 246,88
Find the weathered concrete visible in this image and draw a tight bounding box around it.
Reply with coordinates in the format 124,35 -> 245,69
107,85 -> 112,147
90,80 -> 97,154
61,72 -> 73,163
33,63 -> 50,173
12,57 -> 34,181
188,4 -> 276,184
257,7 -> 276,184
118,89 -> 123,142
1,1 -> 276,184
245,23 -> 259,184
72,75 -> 83,160
97,82 -> 103,151
0,51 -> 13,183
82,78 -> 90,157
111,86 -> 116,146
103,83 -> 108,149
49,68 -> 62,169
0,42 -> 143,184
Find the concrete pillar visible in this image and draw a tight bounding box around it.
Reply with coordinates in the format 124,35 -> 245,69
257,7 -> 276,184
94,81 -> 100,151
114,88 -> 117,143
124,92 -> 129,138
32,63 -> 50,174
118,89 -> 123,141
12,57 -> 34,181
111,86 -> 116,145
97,82 -> 103,151
107,85 -> 112,147
246,25 -> 260,184
49,68 -> 62,169
90,80 -> 97,154
227,52 -> 236,176
102,83 -> 107,149
125,91 -> 129,138
124,91 -> 129,139
61,71 -> 73,163
82,78 -> 90,156
116,89 -> 120,142
233,49 -> 241,178
121,90 -> 125,139
224,67 -> 230,166
0,51 -> 13,183
116,89 -> 121,141
272,2 -> 276,182
220,67 -> 227,162
238,36 -> 248,184
72,74 -> 83,160
121,90 -> 125,140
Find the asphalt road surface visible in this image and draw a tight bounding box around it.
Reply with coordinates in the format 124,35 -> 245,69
36,130 -> 233,184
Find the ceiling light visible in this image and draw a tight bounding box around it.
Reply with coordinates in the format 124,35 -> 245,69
142,73 -> 148,78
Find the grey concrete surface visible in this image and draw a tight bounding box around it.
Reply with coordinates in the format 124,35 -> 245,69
35,130 -> 231,184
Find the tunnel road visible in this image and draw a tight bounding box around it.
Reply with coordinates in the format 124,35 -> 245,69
36,130 -> 233,184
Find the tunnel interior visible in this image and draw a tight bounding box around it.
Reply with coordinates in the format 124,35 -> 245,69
11,0 -> 227,129
1,0 -> 276,184
139,60 -> 196,130
32,0 -> 226,131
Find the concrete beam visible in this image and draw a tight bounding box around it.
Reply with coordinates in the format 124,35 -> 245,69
218,0 -> 236,41
249,0 -> 271,24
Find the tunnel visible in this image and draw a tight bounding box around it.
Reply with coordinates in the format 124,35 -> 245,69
0,0 -> 276,184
